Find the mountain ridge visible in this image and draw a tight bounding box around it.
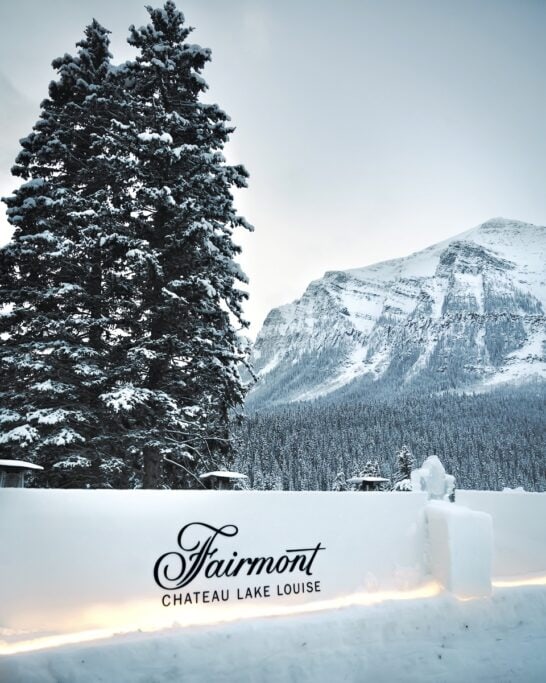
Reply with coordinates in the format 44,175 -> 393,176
248,218 -> 546,406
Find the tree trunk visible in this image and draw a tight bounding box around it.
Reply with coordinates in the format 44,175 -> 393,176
143,446 -> 162,488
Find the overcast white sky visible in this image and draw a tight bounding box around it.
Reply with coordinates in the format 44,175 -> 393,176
1,0 -> 545,337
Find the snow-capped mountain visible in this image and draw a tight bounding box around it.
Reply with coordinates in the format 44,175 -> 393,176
249,218 -> 546,405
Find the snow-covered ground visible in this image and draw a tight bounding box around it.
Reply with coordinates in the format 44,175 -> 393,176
2,583 -> 545,682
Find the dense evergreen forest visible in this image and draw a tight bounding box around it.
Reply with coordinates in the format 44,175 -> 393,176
234,387 -> 546,492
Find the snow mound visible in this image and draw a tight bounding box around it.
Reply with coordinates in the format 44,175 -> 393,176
2,586 -> 545,683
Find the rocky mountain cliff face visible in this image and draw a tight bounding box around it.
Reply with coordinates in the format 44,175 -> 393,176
249,218 -> 546,405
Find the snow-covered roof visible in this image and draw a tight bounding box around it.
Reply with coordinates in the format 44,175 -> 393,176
347,476 -> 390,483
199,471 -> 248,480
0,459 -> 44,471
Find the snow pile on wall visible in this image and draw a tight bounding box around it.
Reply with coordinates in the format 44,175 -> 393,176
411,455 -> 455,500
426,501 -> 492,598
457,489 -> 546,578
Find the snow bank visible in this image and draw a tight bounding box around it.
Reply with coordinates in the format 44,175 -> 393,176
0,489 -> 428,635
2,585 -> 545,683
457,489 -> 546,578
426,501 -> 492,598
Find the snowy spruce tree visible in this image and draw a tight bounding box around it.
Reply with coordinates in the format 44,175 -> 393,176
98,1 -> 253,488
332,471 -> 348,491
360,460 -> 379,478
0,21 -> 130,487
392,445 -> 415,491
0,3 -> 253,489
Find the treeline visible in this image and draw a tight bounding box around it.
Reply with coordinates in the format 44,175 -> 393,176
233,388 -> 546,491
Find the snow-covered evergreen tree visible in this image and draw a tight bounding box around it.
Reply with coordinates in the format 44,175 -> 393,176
392,445 -> 415,491
332,471 -> 348,491
99,2 -> 253,487
251,470 -> 266,491
360,460 -> 379,478
0,21 -> 127,486
1,3 -> 253,489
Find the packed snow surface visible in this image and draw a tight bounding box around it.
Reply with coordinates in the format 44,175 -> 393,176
1,585 -> 545,682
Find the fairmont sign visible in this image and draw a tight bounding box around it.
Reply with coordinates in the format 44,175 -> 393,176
0,490 -> 431,634
153,522 -> 326,606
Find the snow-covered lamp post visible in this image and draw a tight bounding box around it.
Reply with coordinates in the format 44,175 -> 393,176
199,471 -> 248,491
348,460 -> 390,491
0,460 -> 43,488
347,475 -> 390,492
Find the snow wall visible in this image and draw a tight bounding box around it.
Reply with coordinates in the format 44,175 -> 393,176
0,489 -> 427,633
0,489 -> 544,636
